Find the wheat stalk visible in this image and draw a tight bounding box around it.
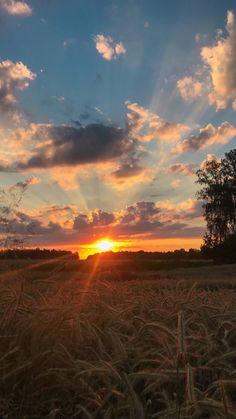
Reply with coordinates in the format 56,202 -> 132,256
186,363 -> 196,403
177,310 -> 186,363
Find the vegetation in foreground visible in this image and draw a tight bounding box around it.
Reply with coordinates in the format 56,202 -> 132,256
0,259 -> 236,418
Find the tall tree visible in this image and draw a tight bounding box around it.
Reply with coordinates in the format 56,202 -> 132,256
196,149 -> 236,247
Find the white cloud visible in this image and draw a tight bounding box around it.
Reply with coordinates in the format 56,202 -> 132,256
0,0 -> 32,16
178,11 -> 236,110
93,34 -> 126,61
200,10 -> 236,109
0,60 -> 36,118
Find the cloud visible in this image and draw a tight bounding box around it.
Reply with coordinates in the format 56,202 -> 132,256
49,166 -> 82,191
74,209 -> 115,230
200,154 -> 221,170
119,201 -> 160,224
93,34 -> 126,61
201,10 -> 236,109
178,11 -> 236,110
0,198 -> 77,248
173,122 -> 236,154
0,123 -> 135,171
112,158 -> 146,179
0,197 -> 205,248
126,102 -> 189,142
0,215 -> 62,244
168,163 -> 196,176
26,205 -> 77,229
0,0 -> 32,16
115,42 -> 126,56
177,76 -> 204,102
146,121 -> 189,141
0,60 -> 36,119
0,101 -> 191,180
157,199 -> 203,222
111,199 -> 203,238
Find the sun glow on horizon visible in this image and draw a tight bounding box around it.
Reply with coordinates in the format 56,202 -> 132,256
95,239 -> 117,253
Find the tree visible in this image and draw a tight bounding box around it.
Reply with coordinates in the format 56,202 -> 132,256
0,179 -> 34,248
196,149 -> 236,247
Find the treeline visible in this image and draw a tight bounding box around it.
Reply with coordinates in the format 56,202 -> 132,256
87,242 -> 236,263
87,248 -> 204,261
201,233 -> 236,263
0,248 -> 79,260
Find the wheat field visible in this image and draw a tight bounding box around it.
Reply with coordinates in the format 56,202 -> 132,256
0,259 -> 236,418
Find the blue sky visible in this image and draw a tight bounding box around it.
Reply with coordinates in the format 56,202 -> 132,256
0,0 -> 236,256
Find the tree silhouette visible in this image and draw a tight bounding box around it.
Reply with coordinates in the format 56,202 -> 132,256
196,149 -> 236,247
0,179 -> 33,248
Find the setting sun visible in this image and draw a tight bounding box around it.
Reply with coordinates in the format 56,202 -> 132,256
95,239 -> 116,253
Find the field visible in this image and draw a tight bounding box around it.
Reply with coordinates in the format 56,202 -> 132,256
0,257 -> 236,418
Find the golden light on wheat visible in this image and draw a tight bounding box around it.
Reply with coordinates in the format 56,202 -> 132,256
0,259 -> 235,417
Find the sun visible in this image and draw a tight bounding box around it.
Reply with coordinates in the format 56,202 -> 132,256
95,239 -> 116,252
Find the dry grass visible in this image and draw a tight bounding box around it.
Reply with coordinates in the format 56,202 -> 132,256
0,260 -> 236,418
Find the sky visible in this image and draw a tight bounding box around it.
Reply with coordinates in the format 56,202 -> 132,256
0,0 -> 236,258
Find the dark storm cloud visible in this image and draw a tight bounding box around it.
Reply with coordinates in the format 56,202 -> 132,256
2,123 -> 135,171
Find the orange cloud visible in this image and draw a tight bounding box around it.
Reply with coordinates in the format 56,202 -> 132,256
200,154 -> 221,170
126,101 -> 189,142
93,35 -> 126,61
5,197 -> 204,249
173,122 -> 236,154
0,0 -> 32,16
168,163 -> 196,176
177,76 -> 204,102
